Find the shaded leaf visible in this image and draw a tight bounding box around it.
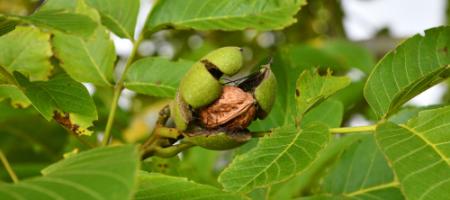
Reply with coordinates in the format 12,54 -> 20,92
15,73 -> 98,136
0,16 -> 18,36
219,124 -> 330,192
320,134 -> 403,199
321,40 -> 375,74
364,26 -> 450,119
375,106 -> 450,200
49,0 -> 116,87
301,100 -> 344,128
0,84 -> 30,108
86,0 -> 139,39
146,0 -> 307,32
135,172 -> 243,200
296,69 -> 350,117
0,26 -> 52,81
124,58 -> 193,97
23,9 -> 97,36
0,145 -> 139,200
52,27 -> 116,86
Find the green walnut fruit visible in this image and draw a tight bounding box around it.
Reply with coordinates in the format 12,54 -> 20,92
182,130 -> 251,150
253,66 -> 277,118
169,93 -> 192,131
179,47 -> 244,108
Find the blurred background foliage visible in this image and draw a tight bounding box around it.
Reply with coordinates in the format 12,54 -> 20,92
0,0 -> 449,192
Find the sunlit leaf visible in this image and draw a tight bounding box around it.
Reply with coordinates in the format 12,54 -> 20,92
0,26 -> 52,81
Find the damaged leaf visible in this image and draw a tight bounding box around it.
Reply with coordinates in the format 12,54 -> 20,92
14,72 -> 98,135
296,69 -> 350,117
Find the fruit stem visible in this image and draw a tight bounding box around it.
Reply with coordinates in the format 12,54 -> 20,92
329,125 -> 376,134
102,33 -> 144,146
0,150 -> 19,183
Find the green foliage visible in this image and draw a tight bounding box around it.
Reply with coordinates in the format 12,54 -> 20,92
296,69 -> 350,117
376,106 -> 450,200
0,145 -> 139,200
0,26 -> 52,81
135,172 -> 243,200
364,27 -> 450,119
23,10 -> 97,36
15,73 -> 97,136
124,58 -> 193,97
0,0 -> 449,199
85,0 -> 140,39
219,124 -> 330,192
147,0 -> 307,32
319,134 -> 403,199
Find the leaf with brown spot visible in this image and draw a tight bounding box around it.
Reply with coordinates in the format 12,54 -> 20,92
15,72 -> 97,135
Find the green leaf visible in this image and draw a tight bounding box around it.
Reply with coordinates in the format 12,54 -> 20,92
15,73 -> 98,136
301,100 -> 344,128
124,58 -> 193,97
0,145 -> 140,200
0,26 -> 52,81
135,172 -> 243,200
375,105 -> 450,200
321,40 -> 375,74
85,0 -> 139,39
270,105 -> 354,200
364,26 -> 450,119
52,26 -> 116,86
296,69 -> 351,117
319,134 -> 403,199
0,16 -> 18,36
47,0 -> 115,87
0,84 -> 30,108
218,124 -> 330,192
178,147 -> 222,186
23,9 -> 97,37
146,0 -> 307,32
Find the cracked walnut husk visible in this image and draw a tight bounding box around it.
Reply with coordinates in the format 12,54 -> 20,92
199,86 -> 256,130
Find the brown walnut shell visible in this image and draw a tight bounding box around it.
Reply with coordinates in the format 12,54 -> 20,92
199,86 -> 256,130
